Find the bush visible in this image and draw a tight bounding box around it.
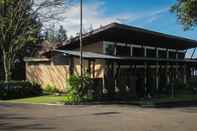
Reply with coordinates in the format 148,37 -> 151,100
65,73 -> 94,103
187,78 -> 197,94
171,80 -> 194,96
44,85 -> 60,94
0,81 -> 42,100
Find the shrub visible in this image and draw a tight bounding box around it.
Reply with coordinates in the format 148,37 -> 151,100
187,78 -> 197,94
44,85 -> 60,94
65,73 -> 94,103
172,80 -> 195,96
0,81 -> 42,100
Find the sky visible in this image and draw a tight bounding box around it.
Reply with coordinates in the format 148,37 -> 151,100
56,0 -> 197,42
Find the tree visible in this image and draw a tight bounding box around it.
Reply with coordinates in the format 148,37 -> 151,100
171,0 -> 197,30
0,0 -> 41,81
45,24 -> 57,42
0,0 -> 70,81
57,25 -> 68,42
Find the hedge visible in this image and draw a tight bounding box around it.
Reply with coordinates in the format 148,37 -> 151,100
0,81 -> 43,100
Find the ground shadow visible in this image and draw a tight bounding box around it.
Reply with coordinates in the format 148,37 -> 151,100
180,107 -> 197,113
0,113 -> 55,131
93,112 -> 120,116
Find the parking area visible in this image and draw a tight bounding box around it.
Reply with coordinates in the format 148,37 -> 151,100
0,103 -> 197,131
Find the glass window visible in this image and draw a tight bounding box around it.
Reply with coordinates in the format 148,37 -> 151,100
105,44 -> 115,55
169,51 -> 176,59
133,47 -> 144,57
178,52 -> 185,59
147,49 -> 156,58
159,50 -> 167,58
116,46 -> 131,56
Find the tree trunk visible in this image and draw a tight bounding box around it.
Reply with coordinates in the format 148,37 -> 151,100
3,52 -> 12,82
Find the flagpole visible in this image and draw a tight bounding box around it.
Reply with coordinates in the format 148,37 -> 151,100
80,0 -> 83,77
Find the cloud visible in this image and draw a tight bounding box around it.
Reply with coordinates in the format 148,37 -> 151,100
41,1 -> 170,37
53,1 -> 142,36
146,8 -> 170,24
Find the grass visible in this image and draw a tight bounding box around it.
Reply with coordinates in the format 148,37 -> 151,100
1,94 -> 197,106
0,95 -> 66,105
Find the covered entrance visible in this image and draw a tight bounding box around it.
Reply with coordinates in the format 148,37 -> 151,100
54,50 -> 197,100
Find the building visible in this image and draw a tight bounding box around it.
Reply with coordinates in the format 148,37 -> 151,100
25,23 -> 197,98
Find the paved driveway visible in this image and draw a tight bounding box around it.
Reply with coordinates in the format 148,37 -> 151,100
1,103 -> 197,131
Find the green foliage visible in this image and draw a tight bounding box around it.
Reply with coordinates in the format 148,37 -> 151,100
65,73 -> 94,104
171,0 -> 197,30
44,85 -> 60,94
57,25 -> 67,42
0,81 -> 42,100
44,25 -> 68,42
0,0 -> 41,81
187,78 -> 197,94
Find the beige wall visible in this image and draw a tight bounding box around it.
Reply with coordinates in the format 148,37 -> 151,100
26,41 -> 105,91
73,41 -> 105,78
73,58 -> 105,78
26,61 -> 70,91
74,41 -> 104,53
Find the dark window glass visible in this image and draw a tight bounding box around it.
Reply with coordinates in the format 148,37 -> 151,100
53,54 -> 69,65
116,46 -> 131,56
159,50 -> 167,58
147,49 -> 156,58
178,52 -> 185,59
169,51 -> 176,59
133,47 -> 144,57
105,44 -> 115,55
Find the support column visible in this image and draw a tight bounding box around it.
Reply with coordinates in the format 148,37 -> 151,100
183,64 -> 187,84
156,48 -> 159,91
69,57 -> 74,75
144,47 -> 148,97
166,64 -> 170,84
166,49 -> 170,84
92,60 -> 96,78
87,60 -> 91,74
175,50 -> 179,79
144,63 -> 147,97
130,45 -> 133,56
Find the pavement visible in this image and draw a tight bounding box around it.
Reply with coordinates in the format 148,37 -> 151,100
0,102 -> 197,131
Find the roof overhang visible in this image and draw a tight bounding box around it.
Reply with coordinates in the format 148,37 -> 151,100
60,23 -> 197,50
55,50 -> 197,64
24,57 -> 51,62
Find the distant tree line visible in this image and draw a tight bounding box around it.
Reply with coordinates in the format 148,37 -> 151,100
42,25 -> 68,43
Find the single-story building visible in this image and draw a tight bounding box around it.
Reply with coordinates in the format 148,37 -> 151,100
25,23 -> 197,98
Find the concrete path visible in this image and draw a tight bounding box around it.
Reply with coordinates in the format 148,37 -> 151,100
0,103 -> 197,131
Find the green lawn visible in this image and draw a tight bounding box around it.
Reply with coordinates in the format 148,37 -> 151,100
0,95 -> 66,105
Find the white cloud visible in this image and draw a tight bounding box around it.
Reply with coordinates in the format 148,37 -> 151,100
141,7 -> 170,25
41,1 -> 170,37
54,1 -> 142,36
